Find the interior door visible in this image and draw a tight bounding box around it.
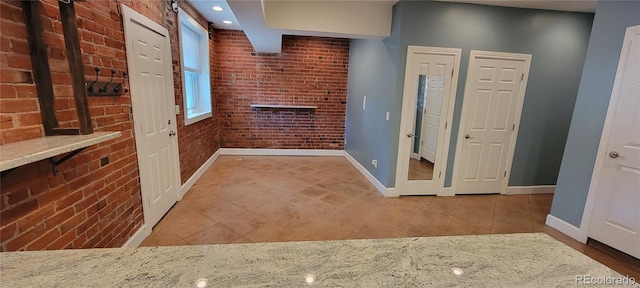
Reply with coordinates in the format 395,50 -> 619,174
454,51 -> 530,194
397,47 -> 461,196
587,25 -> 640,259
122,5 -> 181,229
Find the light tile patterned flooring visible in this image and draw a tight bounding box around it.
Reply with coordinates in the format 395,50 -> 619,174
140,156 -> 552,246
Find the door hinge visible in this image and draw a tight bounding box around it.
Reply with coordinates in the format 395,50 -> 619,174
421,140 -> 423,145
439,171 -> 442,178
445,122 -> 448,129
512,123 -> 515,131
504,171 -> 507,177
451,69 -> 454,78
521,73 -> 524,82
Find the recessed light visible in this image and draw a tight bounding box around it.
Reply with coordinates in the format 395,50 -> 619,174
223,20 -> 232,24
305,275 -> 315,284
212,6 -> 223,12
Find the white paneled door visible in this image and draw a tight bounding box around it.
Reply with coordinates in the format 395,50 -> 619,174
586,25 -> 640,259
122,5 -> 181,229
454,51 -> 531,194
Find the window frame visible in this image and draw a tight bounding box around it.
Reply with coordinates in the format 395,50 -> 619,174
177,8 -> 212,126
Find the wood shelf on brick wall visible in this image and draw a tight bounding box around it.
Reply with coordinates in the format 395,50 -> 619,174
0,132 -> 121,174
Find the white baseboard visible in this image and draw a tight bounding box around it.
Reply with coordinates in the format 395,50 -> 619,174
344,152 -> 398,197
180,149 -> 221,198
545,214 -> 587,243
122,224 -> 149,248
219,148 -> 344,157
506,185 -> 555,195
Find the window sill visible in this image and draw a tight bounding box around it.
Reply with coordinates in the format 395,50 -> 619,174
184,111 -> 212,126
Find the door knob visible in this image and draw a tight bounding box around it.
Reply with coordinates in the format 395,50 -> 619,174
609,151 -> 620,158
464,134 -> 473,139
407,133 -> 414,138
169,130 -> 176,137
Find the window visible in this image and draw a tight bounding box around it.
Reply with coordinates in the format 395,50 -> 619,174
178,8 -> 211,125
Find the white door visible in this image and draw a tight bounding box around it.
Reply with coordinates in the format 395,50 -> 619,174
454,51 -> 531,194
421,75 -> 444,163
397,46 -> 461,196
586,25 -> 640,259
122,5 -> 181,229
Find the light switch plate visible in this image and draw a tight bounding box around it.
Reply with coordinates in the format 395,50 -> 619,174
175,105 -> 180,115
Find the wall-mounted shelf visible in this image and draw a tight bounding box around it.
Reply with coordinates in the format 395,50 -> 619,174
250,104 -> 318,109
0,132 -> 121,173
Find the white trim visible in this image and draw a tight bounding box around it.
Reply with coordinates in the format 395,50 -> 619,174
219,148 -> 344,157
546,214 -> 587,243
505,185 -> 555,195
179,149 -> 221,198
579,25 -> 640,246
395,46 -> 462,197
122,224 -> 150,248
451,50 -> 532,195
344,152 -> 398,197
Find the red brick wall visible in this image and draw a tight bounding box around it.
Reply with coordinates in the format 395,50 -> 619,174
169,3 -> 220,182
0,0 -> 217,251
214,30 -> 348,149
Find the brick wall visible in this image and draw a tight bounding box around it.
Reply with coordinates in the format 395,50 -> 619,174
214,30 -> 348,149
0,0 -> 217,251
168,3 -> 220,182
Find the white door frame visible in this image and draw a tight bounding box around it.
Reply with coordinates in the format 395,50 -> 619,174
395,45 -> 462,196
121,4 -> 182,231
577,25 -> 640,244
450,50 -> 532,195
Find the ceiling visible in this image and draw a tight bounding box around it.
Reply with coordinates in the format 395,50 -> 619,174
187,0 -> 597,53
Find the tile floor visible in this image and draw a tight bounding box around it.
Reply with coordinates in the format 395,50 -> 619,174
141,156 -> 550,246
140,155 -> 639,278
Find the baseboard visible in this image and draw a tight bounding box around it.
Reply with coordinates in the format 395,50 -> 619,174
506,185 -> 555,195
219,148 -> 344,157
344,152 -> 398,197
180,149 -> 221,198
122,224 -> 149,248
545,214 -> 587,243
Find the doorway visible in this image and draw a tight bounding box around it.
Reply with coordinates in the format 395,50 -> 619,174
122,5 -> 181,229
582,25 -> 640,259
452,50 -> 531,195
396,46 -> 461,196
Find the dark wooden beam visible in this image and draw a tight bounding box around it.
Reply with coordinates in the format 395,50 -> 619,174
58,0 -> 93,135
22,1 -> 58,135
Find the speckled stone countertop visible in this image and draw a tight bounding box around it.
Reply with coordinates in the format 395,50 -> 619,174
0,132 -> 121,171
0,233 -> 635,287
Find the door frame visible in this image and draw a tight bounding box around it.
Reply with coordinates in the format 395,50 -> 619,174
121,4 -> 182,230
450,50 -> 531,195
395,45 -> 462,196
577,25 -> 640,244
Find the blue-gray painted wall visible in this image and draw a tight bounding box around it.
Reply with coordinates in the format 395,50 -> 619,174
345,3 -> 404,186
550,0 -> 640,227
345,0 -> 593,189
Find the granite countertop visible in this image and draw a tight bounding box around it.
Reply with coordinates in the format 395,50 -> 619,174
0,132 -> 122,172
0,233 -> 635,287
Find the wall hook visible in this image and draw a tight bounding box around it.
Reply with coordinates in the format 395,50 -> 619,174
88,67 -> 100,93
113,71 -> 128,94
100,70 -> 116,93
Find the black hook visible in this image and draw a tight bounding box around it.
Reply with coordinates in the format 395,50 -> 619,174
100,70 -> 116,93
88,67 -> 100,93
113,71 -> 128,95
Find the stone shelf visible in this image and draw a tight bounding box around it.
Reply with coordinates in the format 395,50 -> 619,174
250,104 -> 317,109
0,131 -> 121,172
